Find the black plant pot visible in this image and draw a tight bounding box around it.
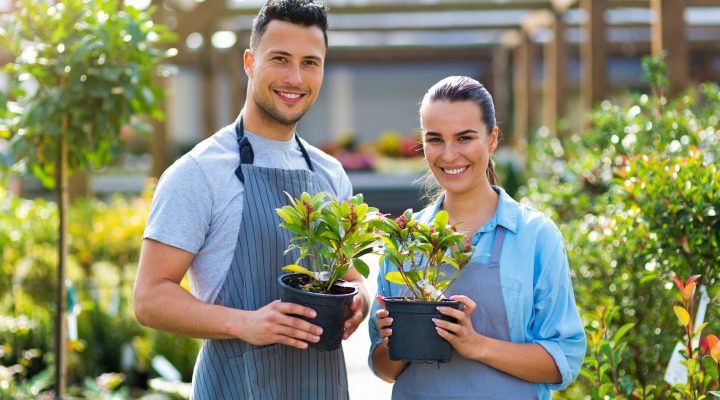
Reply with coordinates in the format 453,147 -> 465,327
384,297 -> 462,363
278,273 -> 357,352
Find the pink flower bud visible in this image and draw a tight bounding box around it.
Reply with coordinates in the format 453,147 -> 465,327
395,215 -> 408,230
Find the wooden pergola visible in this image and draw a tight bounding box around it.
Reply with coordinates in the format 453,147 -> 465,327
144,0 -> 720,175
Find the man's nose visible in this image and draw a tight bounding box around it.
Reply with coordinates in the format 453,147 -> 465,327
282,63 -> 303,87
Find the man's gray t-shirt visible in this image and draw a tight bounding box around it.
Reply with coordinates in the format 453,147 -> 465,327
143,122 -> 353,304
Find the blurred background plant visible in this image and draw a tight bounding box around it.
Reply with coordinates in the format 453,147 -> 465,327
1,183 -> 199,398
522,55 -> 720,398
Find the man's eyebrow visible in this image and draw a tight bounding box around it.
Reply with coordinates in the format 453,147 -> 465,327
267,50 -> 323,61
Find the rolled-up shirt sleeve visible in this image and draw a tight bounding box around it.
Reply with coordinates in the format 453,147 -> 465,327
531,225 -> 587,390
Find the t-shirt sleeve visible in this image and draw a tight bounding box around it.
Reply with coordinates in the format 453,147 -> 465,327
337,170 -> 353,201
143,156 -> 213,254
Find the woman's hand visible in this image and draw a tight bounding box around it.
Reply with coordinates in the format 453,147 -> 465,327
375,307 -> 394,347
433,295 -> 481,359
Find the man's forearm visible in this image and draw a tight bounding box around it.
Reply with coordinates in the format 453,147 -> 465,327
134,279 -> 243,340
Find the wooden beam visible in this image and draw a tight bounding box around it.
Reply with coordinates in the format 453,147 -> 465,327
543,10 -> 567,135
328,24 -> 519,33
200,29 -> 218,139
651,0 -> 688,97
229,37 -> 247,118
491,45 -> 512,136
687,0 -> 720,6
512,31 -> 534,150
580,0 -> 607,110
173,0 -> 227,55
326,47 -> 495,63
225,1 -> 554,16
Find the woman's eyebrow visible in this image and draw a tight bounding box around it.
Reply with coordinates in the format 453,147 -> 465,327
425,129 -> 479,137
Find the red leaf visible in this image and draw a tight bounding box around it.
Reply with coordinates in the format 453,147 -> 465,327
686,275 -> 701,287
672,276 -> 684,291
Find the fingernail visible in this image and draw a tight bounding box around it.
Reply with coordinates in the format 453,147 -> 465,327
316,328 -> 323,335
436,306 -> 446,311
312,335 -> 320,342
309,311 -> 317,318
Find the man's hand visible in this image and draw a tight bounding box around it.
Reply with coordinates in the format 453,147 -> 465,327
232,300 -> 323,350
342,294 -> 366,340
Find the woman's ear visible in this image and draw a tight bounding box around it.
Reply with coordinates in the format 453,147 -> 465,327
489,126 -> 499,152
243,49 -> 254,78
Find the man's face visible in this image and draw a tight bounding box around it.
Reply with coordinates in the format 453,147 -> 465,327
244,20 -> 326,127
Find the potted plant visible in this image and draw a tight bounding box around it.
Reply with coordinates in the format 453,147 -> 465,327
376,209 -> 473,362
275,191 -> 381,351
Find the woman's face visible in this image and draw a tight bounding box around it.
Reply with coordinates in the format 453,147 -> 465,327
421,100 -> 498,197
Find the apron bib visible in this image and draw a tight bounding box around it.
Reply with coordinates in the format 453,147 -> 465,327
192,119 -> 349,399
392,226 -> 538,400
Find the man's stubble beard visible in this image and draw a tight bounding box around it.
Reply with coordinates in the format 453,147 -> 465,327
254,94 -> 307,129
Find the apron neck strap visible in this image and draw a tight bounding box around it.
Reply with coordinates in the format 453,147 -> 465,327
234,117 -> 315,183
489,225 -> 507,264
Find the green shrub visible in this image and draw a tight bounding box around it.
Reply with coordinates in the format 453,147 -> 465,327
0,185 -> 200,396
522,55 -> 720,396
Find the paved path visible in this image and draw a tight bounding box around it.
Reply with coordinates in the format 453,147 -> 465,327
344,254 -> 393,399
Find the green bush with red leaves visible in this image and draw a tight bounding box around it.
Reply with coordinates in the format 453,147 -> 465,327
521,55 -> 720,398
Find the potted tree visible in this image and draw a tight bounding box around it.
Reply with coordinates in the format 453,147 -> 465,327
375,209 -> 474,362
0,0 -> 173,395
276,191 -> 381,351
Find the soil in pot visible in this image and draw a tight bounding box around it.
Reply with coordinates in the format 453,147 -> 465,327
278,273 -> 357,351
384,297 -> 462,363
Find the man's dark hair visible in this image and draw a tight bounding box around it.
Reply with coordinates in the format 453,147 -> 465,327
250,0 -> 328,50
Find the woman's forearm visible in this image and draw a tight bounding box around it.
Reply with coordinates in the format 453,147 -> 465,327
371,344 -> 408,383
470,335 -> 561,384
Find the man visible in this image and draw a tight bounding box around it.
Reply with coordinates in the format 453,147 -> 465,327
133,1 -> 368,398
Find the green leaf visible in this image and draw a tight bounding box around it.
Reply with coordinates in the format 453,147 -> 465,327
351,258 -> 370,278
385,271 -> 407,285
703,356 -> 719,381
673,305 -> 690,326
434,210 -> 449,230
612,322 -> 635,344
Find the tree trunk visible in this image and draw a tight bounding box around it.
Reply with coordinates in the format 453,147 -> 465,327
54,115 -> 69,398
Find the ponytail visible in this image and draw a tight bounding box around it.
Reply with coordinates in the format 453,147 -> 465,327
487,157 -> 500,186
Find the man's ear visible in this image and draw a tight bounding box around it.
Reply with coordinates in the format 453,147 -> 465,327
243,49 -> 254,78
490,126 -> 499,152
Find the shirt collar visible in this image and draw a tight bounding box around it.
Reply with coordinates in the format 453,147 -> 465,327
419,186 -> 519,234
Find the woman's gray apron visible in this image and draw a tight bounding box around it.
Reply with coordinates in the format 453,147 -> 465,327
392,226 -> 538,400
191,119 -> 349,399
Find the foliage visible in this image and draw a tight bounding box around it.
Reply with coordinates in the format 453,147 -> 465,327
374,209 -> 473,301
0,0 -> 174,186
668,275 -> 719,399
0,186 -> 199,396
277,192 -> 381,293
521,54 -> 720,395
580,306 -> 638,399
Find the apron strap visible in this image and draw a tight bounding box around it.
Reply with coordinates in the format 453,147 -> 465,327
234,117 -> 315,183
489,225 -> 507,265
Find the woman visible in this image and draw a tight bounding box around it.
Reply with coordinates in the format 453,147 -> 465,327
368,76 -> 586,399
